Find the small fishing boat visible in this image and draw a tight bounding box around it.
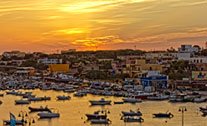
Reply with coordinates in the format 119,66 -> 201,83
54,87 -> 65,91
123,117 -> 144,123
194,98 -> 205,103
29,106 -> 51,112
38,112 -> 60,118
41,96 -> 51,101
23,94 -> 36,98
147,95 -> 169,100
57,96 -> 71,100
201,110 -> 207,116
28,97 -> 43,101
64,89 -> 75,93
122,110 -> 142,116
89,98 -> 111,105
6,90 -> 18,95
134,91 -> 153,100
90,119 -> 111,124
122,98 -> 142,103
15,100 -> 30,105
153,112 -> 174,118
86,111 -> 106,120
41,87 -> 51,90
114,101 -> 124,104
3,120 -> 23,125
74,92 -> 86,97
104,91 -> 113,96
0,94 -> 4,97
200,106 -> 207,111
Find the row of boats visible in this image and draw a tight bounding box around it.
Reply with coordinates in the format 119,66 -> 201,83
85,108 -> 174,125
3,106 -> 60,125
0,90 -> 72,105
5,105 -> 206,125
1,74 -> 207,104
2,90 -> 207,106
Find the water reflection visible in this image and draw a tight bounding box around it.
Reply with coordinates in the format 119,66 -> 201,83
0,90 -> 206,126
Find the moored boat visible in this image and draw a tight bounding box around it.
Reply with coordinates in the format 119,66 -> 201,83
86,111 -> 106,120
90,119 -> 111,124
122,97 -> 142,103
153,112 -> 174,118
89,98 -> 111,105
15,100 -> 30,105
147,95 -> 169,100
200,106 -> 207,111
29,106 -> 51,112
3,120 -> 23,125
122,110 -> 142,116
114,101 -> 124,104
41,96 -> 51,101
64,89 -> 75,93
194,98 -> 205,103
123,117 -> 144,123
74,92 -> 86,97
38,112 -> 60,118
28,97 -> 43,101
201,110 -> 207,116
57,96 -> 71,100
134,91 -> 153,100
6,90 -> 18,95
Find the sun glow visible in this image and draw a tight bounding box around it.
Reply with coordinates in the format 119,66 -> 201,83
0,0 -> 207,53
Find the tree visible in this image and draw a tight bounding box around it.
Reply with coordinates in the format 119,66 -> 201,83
20,59 -> 37,67
20,59 -> 48,70
86,70 -> 107,80
193,45 -> 201,51
36,63 -> 48,70
167,61 -> 191,80
78,66 -> 83,75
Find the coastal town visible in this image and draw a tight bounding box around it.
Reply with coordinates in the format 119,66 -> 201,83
0,43 -> 207,126
1,44 -> 207,91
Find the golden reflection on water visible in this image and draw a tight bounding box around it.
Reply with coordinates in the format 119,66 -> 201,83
0,90 -> 206,126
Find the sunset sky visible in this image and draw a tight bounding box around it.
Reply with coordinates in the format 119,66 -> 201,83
0,0 -> 207,53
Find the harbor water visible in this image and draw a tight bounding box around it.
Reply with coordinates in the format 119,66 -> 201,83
0,89 -> 206,126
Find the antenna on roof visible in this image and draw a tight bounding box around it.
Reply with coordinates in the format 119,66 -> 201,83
205,41 -> 207,49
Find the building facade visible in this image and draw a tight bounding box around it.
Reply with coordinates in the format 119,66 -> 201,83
140,75 -> 168,89
178,45 -> 199,53
38,58 -> 63,64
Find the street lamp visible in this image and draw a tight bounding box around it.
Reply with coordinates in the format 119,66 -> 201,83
19,111 -> 36,126
18,111 -> 28,123
26,117 -> 36,126
101,109 -> 110,126
179,106 -> 187,126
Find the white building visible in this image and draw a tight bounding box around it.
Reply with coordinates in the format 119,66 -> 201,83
178,45 -> 199,53
176,53 -> 191,60
38,58 -> 63,64
142,70 -> 161,77
190,57 -> 207,63
2,51 -> 25,58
